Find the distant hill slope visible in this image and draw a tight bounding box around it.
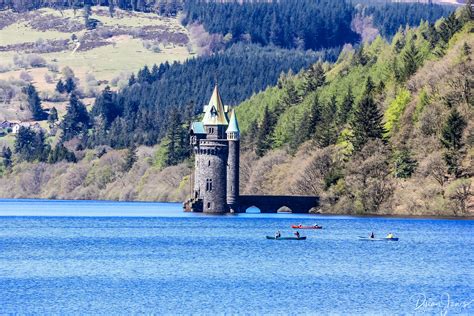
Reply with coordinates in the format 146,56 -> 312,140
0,7 -> 192,121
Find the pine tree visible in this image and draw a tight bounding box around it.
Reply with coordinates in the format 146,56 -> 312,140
441,109 -> 467,177
281,81 -> 301,108
314,97 -> 338,148
164,107 -> 189,166
65,77 -> 76,93
256,106 -> 275,157
61,93 -> 90,141
14,127 -> 48,162
302,62 -> 325,94
1,146 -> 12,169
300,93 -> 322,142
401,41 -> 422,81
22,84 -> 46,120
48,107 -> 58,125
128,73 -> 136,86
124,145 -> 137,171
350,77 -> 386,151
393,149 -> 418,178
48,143 -> 76,163
138,65 -> 151,84
338,87 -> 354,124
92,86 -> 118,128
56,79 -> 66,94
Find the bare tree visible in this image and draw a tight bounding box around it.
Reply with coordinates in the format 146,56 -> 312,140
446,178 -> 472,214
345,140 -> 394,213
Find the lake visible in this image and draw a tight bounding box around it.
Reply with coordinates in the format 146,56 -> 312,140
0,199 -> 472,314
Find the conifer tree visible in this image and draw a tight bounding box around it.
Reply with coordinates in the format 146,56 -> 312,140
56,79 -> 66,94
393,149 -> 418,178
1,146 -> 12,169
128,73 -> 137,86
48,107 -> 58,125
441,109 -> 467,177
138,65 -> 151,84
281,81 -> 301,108
302,62 -> 325,94
164,107 -> 189,166
48,143 -> 76,163
350,77 -> 386,151
338,87 -> 354,124
61,93 -> 90,141
124,145 -> 137,171
300,93 -> 322,142
315,97 -> 338,148
401,41 -> 422,81
14,127 -> 48,162
65,77 -> 76,93
92,86 -> 119,128
256,106 -> 275,157
22,84 -> 46,120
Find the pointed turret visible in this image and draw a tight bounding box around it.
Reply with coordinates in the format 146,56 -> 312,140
226,108 -> 240,141
202,85 -> 228,126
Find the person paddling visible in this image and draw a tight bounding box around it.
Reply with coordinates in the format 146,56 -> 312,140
294,231 -> 300,239
386,232 -> 394,239
370,232 -> 375,238
275,230 -> 281,239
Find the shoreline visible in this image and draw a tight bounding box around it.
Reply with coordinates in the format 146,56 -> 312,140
0,198 -> 473,220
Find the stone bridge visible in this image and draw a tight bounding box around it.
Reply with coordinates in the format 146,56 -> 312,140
238,195 -> 319,213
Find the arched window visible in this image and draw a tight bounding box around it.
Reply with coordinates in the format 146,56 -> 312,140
207,202 -> 211,209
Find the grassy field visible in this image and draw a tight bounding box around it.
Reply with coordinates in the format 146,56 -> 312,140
0,7 -> 194,121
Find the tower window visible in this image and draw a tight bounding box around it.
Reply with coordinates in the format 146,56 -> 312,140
206,179 -> 213,192
207,202 -> 211,209
208,160 -> 211,166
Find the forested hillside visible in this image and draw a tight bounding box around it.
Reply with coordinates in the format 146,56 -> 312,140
0,1 -> 471,216
234,6 -> 473,216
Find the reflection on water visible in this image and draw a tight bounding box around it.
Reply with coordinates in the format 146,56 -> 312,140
0,199 -> 472,314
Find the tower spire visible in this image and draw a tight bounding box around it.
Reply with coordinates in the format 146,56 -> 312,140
202,84 -> 228,126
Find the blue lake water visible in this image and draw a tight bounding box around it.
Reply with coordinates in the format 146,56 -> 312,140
0,199 -> 473,314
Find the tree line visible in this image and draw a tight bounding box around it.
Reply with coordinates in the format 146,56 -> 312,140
0,0 -> 183,15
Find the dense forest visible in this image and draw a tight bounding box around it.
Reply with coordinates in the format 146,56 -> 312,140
87,44 -> 334,148
364,2 -> 455,37
182,0 -> 359,50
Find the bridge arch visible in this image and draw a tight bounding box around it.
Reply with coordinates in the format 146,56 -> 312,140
276,206 -> 293,213
238,195 -> 319,214
245,206 -> 261,214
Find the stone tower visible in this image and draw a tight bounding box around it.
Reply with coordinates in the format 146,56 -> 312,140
186,84 -> 240,213
226,109 -> 240,212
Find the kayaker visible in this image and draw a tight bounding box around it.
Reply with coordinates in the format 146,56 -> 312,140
295,231 -> 300,239
275,231 -> 281,239
386,233 -> 394,239
370,232 -> 375,238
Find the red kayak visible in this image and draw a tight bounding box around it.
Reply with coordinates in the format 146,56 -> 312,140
291,225 -> 322,229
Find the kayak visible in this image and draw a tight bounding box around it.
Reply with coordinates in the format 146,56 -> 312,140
266,236 -> 307,240
358,236 -> 399,241
291,225 -> 322,229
